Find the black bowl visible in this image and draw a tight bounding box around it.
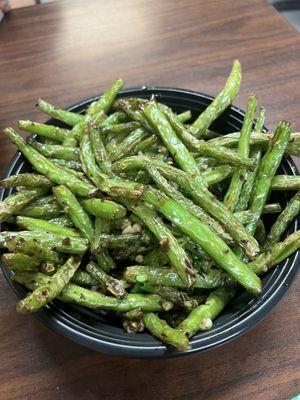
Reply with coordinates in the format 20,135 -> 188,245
1,87 -> 299,358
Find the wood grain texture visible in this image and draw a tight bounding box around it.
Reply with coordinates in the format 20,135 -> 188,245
0,1 -> 299,399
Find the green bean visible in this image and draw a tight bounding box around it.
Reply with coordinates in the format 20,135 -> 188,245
19,202 -> 62,219
201,165 -> 233,185
247,121 -> 292,235
250,230 -> 300,275
104,138 -> 123,152
178,110 -> 192,123
121,308 -> 144,320
235,151 -> 261,212
40,262 -> 56,275
95,218 -> 111,235
86,261 -> 126,299
57,130 -> 78,147
174,233 -> 212,261
2,253 -> 40,271
234,209 -> 260,225
63,123 -> 84,146
115,98 -> 191,128
4,68 -> 300,349
198,129 -> 219,140
18,120 -> 70,142
141,188 -> 261,294
161,103 -> 254,169
121,97 -> 148,108
196,156 -> 223,170
88,116 -> 113,176
103,111 -> 128,126
191,60 -> 242,137
37,99 -> 83,126
0,231 -> 88,254
80,198 -> 126,220
62,80 -> 124,146
44,138 -> 62,144
27,139 -> 80,161
103,122 -> 141,135
234,205 -> 281,225
16,256 -> 82,313
125,201 -> 196,288
109,128 -> 148,162
50,159 -> 83,171
80,132 -> 105,187
123,265 -> 231,290
133,135 -> 158,154
123,319 -> 145,333
255,220 -> 266,244
3,235 -> 62,263
87,79 -> 124,116
71,270 -> 99,287
196,259 -> 213,274
224,94 -> 257,211
114,99 -> 156,132
193,141 -> 255,169
114,156 -> 232,187
93,217 -> 116,272
113,156 -> 260,259
30,195 -> 56,206
64,290 -> 165,312
284,140 -> 300,157
48,216 -> 74,228
263,203 -> 282,213
13,272 -> 165,312
143,247 -> 169,267
130,281 -> 177,304
16,216 -> 80,237
94,252 -> 116,273
142,313 -> 190,351
0,187 -> 47,223
271,175 -> 300,191
80,133 -> 143,197
53,185 -> 94,242
207,131 -> 300,157
4,128 -> 98,197
145,163 -> 233,244
236,107 -> 266,212
144,101 -> 206,187
48,166 -> 88,188
151,286 -> 198,310
0,174 -> 53,189
92,233 -> 140,254
263,192 -> 300,251
177,288 -> 235,338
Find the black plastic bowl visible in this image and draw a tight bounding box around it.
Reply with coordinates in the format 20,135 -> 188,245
1,87 -> 299,358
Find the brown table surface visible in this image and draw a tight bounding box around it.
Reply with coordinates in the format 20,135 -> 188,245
0,0 -> 299,399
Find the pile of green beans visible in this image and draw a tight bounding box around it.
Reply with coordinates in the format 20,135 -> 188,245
1,60 -> 300,351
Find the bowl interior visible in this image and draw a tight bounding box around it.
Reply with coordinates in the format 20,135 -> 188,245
1,87 -> 299,358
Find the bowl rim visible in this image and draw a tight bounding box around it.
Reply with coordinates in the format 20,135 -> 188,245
0,86 -> 299,358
